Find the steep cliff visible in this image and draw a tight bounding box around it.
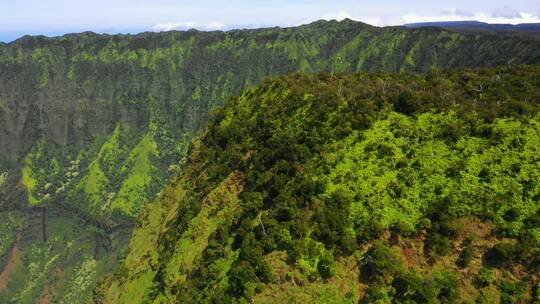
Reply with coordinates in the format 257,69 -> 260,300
1,19 -> 540,302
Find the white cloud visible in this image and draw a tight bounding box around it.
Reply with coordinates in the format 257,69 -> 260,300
152,21 -> 226,32
402,8 -> 540,25
151,6 -> 540,33
492,5 -> 521,19
438,9 -> 475,18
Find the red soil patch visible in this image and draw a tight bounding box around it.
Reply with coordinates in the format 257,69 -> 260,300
38,285 -> 53,304
0,233 -> 22,291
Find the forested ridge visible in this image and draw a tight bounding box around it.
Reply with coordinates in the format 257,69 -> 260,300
0,19 -> 540,303
99,66 -> 540,303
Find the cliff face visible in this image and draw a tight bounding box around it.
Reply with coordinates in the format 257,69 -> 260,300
1,20 -> 540,303
4,20 -> 539,213
2,20 -> 540,164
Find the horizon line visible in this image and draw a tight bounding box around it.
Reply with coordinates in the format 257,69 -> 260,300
2,18 -> 539,44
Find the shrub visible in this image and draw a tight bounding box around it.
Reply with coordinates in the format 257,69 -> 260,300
432,270 -> 459,303
517,231 -> 540,270
362,241 -> 404,283
500,280 -> 527,304
485,242 -> 517,267
438,222 -> 460,238
531,251 -> 540,271
502,207 -> 520,222
362,283 -> 394,304
255,259 -> 274,283
476,287 -> 500,304
457,237 -> 475,268
362,217 -> 386,239
227,261 -> 258,298
476,267 -> 495,287
393,220 -> 416,237
276,228 -> 293,250
525,210 -> 540,227
394,91 -> 417,115
533,281 -> 540,304
418,218 -> 432,230
312,190 -> 355,253
391,270 -> 458,303
393,272 -> 433,303
427,233 -> 451,257
317,250 -> 337,280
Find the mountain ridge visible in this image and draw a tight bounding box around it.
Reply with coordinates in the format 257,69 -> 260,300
98,65 -> 540,303
406,21 -> 540,33
3,19 -> 376,46
1,20 -> 540,303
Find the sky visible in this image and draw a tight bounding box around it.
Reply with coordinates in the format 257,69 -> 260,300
1,0 -> 540,42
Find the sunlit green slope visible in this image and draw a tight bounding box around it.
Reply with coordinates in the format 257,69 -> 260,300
99,66 -> 540,303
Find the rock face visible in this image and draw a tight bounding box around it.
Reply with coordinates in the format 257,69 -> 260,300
406,21 -> 540,33
1,20 -> 540,303
2,20 -> 540,164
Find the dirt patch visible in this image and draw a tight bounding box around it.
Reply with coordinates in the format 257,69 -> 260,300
257,250 -> 362,303
38,284 -> 53,304
0,233 -> 22,291
400,240 -> 425,269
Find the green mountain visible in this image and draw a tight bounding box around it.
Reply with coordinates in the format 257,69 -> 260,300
406,21 -> 540,35
1,19 -> 540,302
99,66 -> 540,303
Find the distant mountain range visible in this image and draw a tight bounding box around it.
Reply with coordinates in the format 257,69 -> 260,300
406,21 -> 540,32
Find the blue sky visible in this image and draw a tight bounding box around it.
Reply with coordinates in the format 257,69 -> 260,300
1,0 -> 539,42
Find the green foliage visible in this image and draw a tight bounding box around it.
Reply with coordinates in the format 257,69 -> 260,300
500,280 -> 527,304
0,212 -> 23,263
110,131 -> 158,216
457,236 -> 475,268
427,233 -> 452,257
21,154 -> 39,205
313,190 -> 356,253
363,268 -> 459,304
485,242 -> 518,267
11,238 -> 61,303
97,66 -> 540,302
476,286 -> 501,304
534,281 -> 540,304
362,283 -> 394,304
476,267 -> 496,287
0,212 -> 128,304
428,217 -> 459,258
392,270 -> 459,304
3,21 -> 540,304
317,250 -> 337,280
362,241 -> 404,283
60,256 -> 98,304
295,238 -> 336,281
0,171 -> 7,187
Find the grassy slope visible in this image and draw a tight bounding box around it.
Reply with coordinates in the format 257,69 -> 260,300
111,132 -> 158,216
4,126 -> 160,303
101,171 -> 244,303
0,214 -> 127,303
98,66 -> 540,303
21,158 -> 37,205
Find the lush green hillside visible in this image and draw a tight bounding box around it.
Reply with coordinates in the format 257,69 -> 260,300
2,19 -> 540,303
98,66 -> 540,303
3,19 -> 540,220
